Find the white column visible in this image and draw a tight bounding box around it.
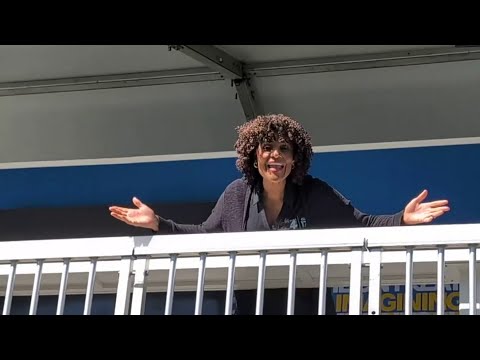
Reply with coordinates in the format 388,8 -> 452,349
458,263 -> 480,315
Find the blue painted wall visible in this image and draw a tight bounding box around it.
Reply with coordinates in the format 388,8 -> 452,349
1,144 -> 478,224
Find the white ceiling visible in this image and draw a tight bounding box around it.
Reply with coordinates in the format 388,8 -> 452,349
1,44 -> 478,165
0,45 -> 204,82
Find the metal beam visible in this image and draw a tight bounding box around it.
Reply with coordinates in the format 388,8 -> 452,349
246,46 -> 480,77
234,78 -> 261,120
169,45 -> 243,79
0,68 -> 223,97
170,45 -> 261,120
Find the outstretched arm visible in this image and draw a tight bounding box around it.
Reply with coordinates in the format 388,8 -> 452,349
318,179 -> 449,227
352,189 -> 449,227
109,193 -> 225,234
156,192 -> 225,234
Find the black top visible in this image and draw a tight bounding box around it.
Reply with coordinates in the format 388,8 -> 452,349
156,175 -> 403,315
157,175 -> 404,234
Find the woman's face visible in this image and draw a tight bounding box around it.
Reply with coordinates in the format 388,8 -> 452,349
256,140 -> 294,184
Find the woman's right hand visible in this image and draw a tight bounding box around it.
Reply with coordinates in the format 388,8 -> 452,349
109,197 -> 159,231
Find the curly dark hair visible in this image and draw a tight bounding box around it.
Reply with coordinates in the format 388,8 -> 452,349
234,114 -> 313,186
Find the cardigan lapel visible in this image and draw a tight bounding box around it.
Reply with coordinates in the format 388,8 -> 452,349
242,185 -> 252,231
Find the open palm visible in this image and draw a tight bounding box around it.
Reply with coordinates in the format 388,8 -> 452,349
403,190 -> 450,225
109,197 -> 158,231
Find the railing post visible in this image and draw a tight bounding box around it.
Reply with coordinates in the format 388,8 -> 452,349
469,245 -> 477,315
437,246 -> 445,315
194,253 -> 207,315
349,247 -> 364,315
83,257 -> 98,315
318,250 -> 328,315
458,248 -> 480,315
2,261 -> 17,315
165,254 -> 178,315
225,252 -> 237,315
114,256 -> 134,315
29,259 -> 44,315
368,249 -> 382,315
255,251 -> 267,315
130,256 -> 150,315
287,250 -> 298,315
56,259 -> 70,315
404,247 -> 414,315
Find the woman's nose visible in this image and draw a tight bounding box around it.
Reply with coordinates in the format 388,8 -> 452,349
271,149 -> 281,158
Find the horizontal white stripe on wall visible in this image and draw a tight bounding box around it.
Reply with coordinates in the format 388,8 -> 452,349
1,136 -> 480,170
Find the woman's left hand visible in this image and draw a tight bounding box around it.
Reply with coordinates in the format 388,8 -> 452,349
402,190 -> 450,225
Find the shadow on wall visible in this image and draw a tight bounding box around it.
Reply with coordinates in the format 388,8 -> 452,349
0,288 -> 336,315
0,202 -> 216,241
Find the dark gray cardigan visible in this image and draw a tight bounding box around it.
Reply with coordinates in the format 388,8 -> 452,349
157,175 -> 403,234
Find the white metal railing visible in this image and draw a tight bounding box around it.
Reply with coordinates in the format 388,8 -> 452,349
1,224 -> 480,315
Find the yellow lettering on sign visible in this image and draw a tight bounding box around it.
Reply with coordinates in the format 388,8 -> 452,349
336,294 -> 342,312
412,293 -> 422,311
397,293 -> 403,312
382,293 -> 396,312
422,293 -> 428,311
428,292 -> 436,312
342,294 -> 349,312
446,292 -> 459,311
333,287 -> 459,314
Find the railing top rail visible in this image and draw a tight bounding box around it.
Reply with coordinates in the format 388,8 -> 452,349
363,223 -> 480,249
1,223 -> 479,262
132,228 -> 366,256
133,223 -> 480,256
0,236 -> 135,262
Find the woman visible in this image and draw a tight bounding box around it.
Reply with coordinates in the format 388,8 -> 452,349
110,114 -> 449,232
109,114 -> 449,315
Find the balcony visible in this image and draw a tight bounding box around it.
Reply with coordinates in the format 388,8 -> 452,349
1,224 -> 479,315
